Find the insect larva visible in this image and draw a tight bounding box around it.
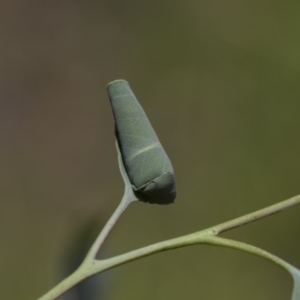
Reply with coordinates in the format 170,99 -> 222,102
107,79 -> 176,204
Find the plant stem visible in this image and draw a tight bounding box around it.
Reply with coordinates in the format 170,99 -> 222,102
209,194 -> 300,235
84,141 -> 137,261
202,236 -> 294,272
87,215 -> 299,276
84,196 -> 132,261
91,232 -> 209,273
38,232 -> 210,300
90,234 -> 296,275
37,193 -> 300,300
37,263 -> 92,300
37,230 -> 296,299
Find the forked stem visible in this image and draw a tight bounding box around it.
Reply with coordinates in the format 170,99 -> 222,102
84,141 -> 137,261
84,196 -> 132,261
37,193 -> 300,300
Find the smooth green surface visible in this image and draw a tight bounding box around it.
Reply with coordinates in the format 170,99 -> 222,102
107,80 -> 176,204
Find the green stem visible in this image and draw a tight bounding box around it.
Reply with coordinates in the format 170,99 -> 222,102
91,232 -> 209,273
202,236 -> 294,272
209,194 -> 300,235
37,264 -> 89,300
88,230 -> 296,276
84,141 -> 137,261
84,196 -> 132,261
37,193 -> 300,300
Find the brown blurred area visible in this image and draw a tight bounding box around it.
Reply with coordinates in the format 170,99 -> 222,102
1,1 -> 300,299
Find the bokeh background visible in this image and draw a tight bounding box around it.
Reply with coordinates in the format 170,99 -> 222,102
1,1 -> 300,299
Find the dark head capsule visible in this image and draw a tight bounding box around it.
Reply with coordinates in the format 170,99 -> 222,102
107,79 -> 176,204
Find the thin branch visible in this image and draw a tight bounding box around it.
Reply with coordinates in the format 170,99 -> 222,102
37,266 -> 89,300
90,232 -> 209,275
209,194 -> 300,235
37,193 -> 300,300
202,235 -> 294,272
84,196 -> 132,261
84,141 -> 137,261
87,193 -> 300,276
92,234 -> 294,275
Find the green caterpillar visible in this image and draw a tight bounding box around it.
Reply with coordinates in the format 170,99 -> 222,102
107,80 -> 176,204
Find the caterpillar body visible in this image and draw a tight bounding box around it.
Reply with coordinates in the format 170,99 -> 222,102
107,79 -> 176,204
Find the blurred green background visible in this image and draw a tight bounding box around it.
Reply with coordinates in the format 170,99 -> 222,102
1,1 -> 300,299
